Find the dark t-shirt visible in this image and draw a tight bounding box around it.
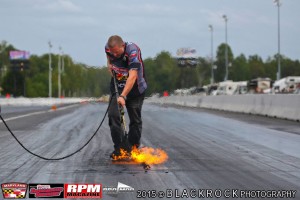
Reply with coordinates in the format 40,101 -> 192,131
105,42 -> 147,98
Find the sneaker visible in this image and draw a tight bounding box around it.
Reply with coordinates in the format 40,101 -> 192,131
110,148 -> 121,159
124,144 -> 132,154
120,138 -> 132,154
130,144 -> 142,153
132,143 -> 143,149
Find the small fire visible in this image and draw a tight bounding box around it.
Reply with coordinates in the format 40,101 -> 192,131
112,146 -> 168,165
112,148 -> 130,161
131,146 -> 168,165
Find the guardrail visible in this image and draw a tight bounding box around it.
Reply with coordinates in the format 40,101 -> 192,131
147,95 -> 300,122
0,97 -> 94,106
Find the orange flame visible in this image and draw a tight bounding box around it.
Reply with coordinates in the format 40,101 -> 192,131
131,146 -> 168,165
112,146 -> 168,165
112,148 -> 130,161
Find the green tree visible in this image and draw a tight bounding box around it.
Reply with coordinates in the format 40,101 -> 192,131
144,51 -> 180,94
248,55 -> 265,78
280,56 -> 300,77
231,54 -> 250,81
215,43 -> 234,82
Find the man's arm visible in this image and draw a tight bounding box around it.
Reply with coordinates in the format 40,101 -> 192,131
118,43 -> 141,106
117,69 -> 137,107
121,69 -> 137,97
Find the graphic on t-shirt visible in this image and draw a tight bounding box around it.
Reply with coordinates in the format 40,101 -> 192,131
112,65 -> 129,83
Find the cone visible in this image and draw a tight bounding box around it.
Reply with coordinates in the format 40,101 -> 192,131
51,105 -> 57,110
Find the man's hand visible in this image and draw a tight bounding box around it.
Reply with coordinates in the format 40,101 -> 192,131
117,96 -> 126,107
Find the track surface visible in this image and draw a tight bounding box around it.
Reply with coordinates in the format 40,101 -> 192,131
0,103 -> 299,199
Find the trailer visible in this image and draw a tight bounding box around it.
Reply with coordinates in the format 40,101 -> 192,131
273,76 -> 300,93
215,81 -> 248,95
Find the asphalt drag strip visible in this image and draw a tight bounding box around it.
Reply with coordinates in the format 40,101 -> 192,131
0,103 -> 299,200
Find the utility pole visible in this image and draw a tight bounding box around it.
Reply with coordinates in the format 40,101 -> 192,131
62,50 -> 65,97
58,46 -> 62,98
274,0 -> 281,80
223,15 -> 228,81
208,25 -> 214,84
0,41 -> 7,81
48,41 -> 52,98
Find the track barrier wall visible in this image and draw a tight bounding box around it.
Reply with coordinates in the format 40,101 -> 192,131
147,94 -> 300,121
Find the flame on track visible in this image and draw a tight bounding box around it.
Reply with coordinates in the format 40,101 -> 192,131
112,146 -> 168,165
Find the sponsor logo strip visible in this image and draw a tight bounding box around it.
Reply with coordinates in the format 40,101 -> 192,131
64,184 -> 102,199
1,183 -> 27,199
28,184 -> 64,198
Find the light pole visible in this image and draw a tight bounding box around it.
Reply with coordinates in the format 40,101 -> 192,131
274,0 -> 281,80
208,25 -> 214,84
222,15 -> 228,81
58,46 -> 62,98
62,50 -> 65,97
62,51 -> 64,73
48,41 -> 52,98
0,41 -> 7,79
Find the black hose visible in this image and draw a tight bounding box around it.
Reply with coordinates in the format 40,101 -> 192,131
0,96 -> 113,161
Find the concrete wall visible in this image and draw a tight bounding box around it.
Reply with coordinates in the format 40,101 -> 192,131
147,94 -> 300,122
0,97 -> 89,106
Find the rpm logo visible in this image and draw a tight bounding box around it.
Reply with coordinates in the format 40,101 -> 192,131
1,183 -> 27,199
64,184 -> 102,198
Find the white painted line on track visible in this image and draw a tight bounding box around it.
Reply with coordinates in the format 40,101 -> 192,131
0,104 -> 80,123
